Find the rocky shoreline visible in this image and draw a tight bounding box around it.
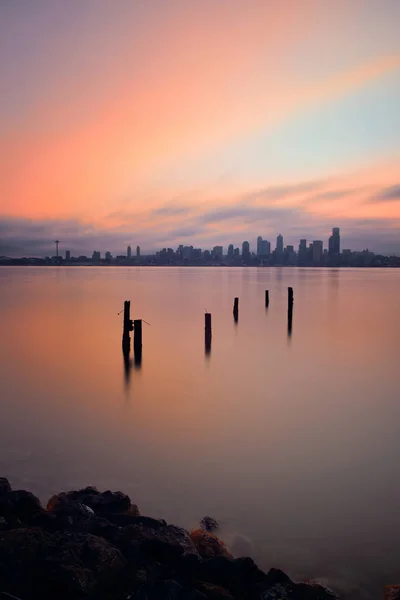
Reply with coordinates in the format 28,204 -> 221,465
0,478 -> 338,599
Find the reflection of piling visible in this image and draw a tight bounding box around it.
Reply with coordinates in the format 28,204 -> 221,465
265,290 -> 269,308
287,287 -> 293,337
205,313 -> 212,354
133,319 -> 142,362
233,297 -> 239,322
122,300 -> 133,353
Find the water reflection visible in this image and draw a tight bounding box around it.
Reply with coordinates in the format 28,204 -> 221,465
123,349 -> 132,386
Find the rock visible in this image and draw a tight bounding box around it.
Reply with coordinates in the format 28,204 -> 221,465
252,579 -> 339,600
47,487 -> 133,515
0,478 -> 11,497
196,582 -> 234,598
200,516 -> 219,533
293,581 -> 339,599
119,523 -> 200,565
0,527 -> 127,599
0,490 -> 44,525
190,529 -> 233,559
101,513 -> 166,529
197,556 -> 267,593
133,579 -> 184,600
266,568 -> 293,586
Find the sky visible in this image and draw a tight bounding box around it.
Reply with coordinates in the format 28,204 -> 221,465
0,0 -> 399,257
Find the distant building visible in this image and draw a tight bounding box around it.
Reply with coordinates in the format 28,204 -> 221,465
242,241 -> 250,257
257,236 -> 270,256
65,250 -> 71,260
228,244 -> 234,258
136,245 -> 140,257
105,251 -> 112,261
233,247 -> 240,257
276,234 -> 284,255
313,241 -> 323,265
127,245 -> 132,259
182,246 -> 192,260
328,227 -> 340,255
212,246 -> 223,260
298,239 -> 307,265
92,251 -> 101,261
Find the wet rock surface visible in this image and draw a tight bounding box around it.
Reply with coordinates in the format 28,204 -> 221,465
0,480 -> 340,600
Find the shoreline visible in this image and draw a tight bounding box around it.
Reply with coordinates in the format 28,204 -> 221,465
0,479 -> 339,600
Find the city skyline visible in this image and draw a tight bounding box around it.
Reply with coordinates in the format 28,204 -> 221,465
1,2 -> 400,257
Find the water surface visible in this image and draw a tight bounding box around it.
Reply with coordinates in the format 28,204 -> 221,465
0,266 -> 399,598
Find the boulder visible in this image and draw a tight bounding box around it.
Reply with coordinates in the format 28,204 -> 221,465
100,513 -> 165,529
197,556 -> 267,593
196,582 -> 234,598
118,523 -> 200,565
0,490 -> 44,525
293,582 -> 339,599
0,527 -> 127,599
47,487 -> 133,515
190,529 -> 233,559
0,478 -> 11,497
200,516 -> 219,533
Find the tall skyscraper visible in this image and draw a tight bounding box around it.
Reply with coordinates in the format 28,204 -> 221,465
313,240 -> 323,265
242,241 -> 250,256
257,236 -> 263,256
328,227 -> 340,255
136,245 -> 140,257
298,239 -> 307,265
127,245 -> 132,259
257,236 -> 271,256
227,244 -> 234,258
276,234 -> 283,255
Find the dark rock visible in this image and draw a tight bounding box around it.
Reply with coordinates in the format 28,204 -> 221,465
0,527 -> 127,599
292,582 -> 339,599
266,568 -> 292,585
120,524 -> 199,564
47,487 -> 133,516
252,580 -> 339,600
200,517 -> 219,533
101,513 -> 166,529
133,579 -> 183,600
196,582 -> 234,599
198,556 -> 267,593
0,478 -> 11,497
0,490 -> 44,526
190,529 -> 232,559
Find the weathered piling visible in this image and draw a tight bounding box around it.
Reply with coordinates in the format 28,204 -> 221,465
133,319 -> 142,358
287,287 -> 293,336
265,290 -> 269,308
233,297 -> 239,322
205,312 -> 212,353
288,287 -> 294,308
122,300 -> 133,353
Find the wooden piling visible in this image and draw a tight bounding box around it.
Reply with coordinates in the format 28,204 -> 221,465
133,319 -> 142,356
205,312 -> 212,353
233,297 -> 239,321
265,290 -> 269,307
287,287 -> 293,336
122,300 -> 132,353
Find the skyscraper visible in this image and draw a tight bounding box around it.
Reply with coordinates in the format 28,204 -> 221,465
242,241 -> 250,256
328,227 -> 340,255
136,245 -> 140,257
313,241 -> 323,265
257,236 -> 271,256
298,239 -> 307,265
276,234 -> 283,255
228,244 -> 234,258
65,250 -> 71,260
127,245 -> 132,259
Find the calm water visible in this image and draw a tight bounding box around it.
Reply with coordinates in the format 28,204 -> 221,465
0,266 -> 399,598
